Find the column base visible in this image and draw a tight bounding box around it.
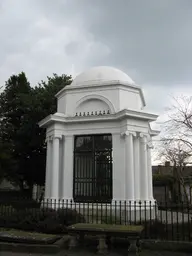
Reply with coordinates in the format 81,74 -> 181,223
41,198 -> 61,209
40,198 -> 157,222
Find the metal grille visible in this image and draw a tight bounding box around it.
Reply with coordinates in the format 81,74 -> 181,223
73,134 -> 113,203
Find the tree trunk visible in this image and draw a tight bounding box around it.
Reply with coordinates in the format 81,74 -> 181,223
173,164 -> 189,204
177,166 -> 189,204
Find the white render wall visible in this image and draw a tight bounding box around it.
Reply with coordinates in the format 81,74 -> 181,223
40,68 -> 158,208
119,88 -> 143,110
44,119 -> 154,204
57,88 -> 119,115
57,85 -> 143,116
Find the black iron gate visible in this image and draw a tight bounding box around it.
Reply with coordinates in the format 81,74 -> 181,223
73,134 -> 113,203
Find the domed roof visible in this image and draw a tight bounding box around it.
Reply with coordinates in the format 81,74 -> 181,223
71,66 -> 134,87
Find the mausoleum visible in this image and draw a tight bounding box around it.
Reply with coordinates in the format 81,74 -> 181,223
39,66 -> 158,209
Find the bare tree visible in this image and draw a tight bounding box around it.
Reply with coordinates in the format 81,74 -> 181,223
158,140 -> 191,203
159,96 -> 192,203
163,96 -> 192,149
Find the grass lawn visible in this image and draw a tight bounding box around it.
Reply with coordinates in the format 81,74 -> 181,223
0,228 -> 61,244
68,223 -> 144,233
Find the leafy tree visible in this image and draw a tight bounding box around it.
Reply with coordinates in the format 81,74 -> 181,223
0,72 -> 72,190
0,141 -> 13,182
23,73 -> 72,188
0,72 -> 32,189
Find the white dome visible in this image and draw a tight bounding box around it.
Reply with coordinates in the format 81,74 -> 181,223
71,66 -> 134,87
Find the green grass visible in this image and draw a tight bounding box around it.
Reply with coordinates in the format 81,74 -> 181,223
68,223 -> 144,233
0,205 -> 15,214
0,228 -> 58,240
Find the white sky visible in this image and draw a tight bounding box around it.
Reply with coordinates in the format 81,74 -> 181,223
1,0 -> 192,164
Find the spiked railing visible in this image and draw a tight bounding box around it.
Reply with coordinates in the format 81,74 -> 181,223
75,110 -> 110,117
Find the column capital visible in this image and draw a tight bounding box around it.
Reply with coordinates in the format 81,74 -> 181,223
147,142 -> 154,149
139,132 -> 149,138
121,131 -> 136,138
45,134 -> 63,142
52,134 -> 63,140
45,136 -> 52,143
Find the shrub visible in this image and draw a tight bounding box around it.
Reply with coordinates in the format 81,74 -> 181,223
153,174 -> 175,186
141,219 -> 192,240
10,200 -> 41,210
0,207 -> 85,234
0,212 -> 22,229
0,205 -> 15,216
36,217 -> 64,234
56,208 -> 86,226
142,220 -> 165,239
13,208 -> 58,232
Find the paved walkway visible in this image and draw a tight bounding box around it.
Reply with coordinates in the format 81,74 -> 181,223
0,249 -> 190,256
159,210 -> 192,224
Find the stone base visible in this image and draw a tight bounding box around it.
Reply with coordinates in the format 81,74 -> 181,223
97,236 -> 108,254
69,236 -> 77,250
41,198 -> 157,223
72,200 -> 157,223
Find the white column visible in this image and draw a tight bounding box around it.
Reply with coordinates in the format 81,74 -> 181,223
124,131 -> 135,200
63,135 -> 73,199
59,136 -> 65,198
147,140 -> 154,200
140,134 -> 149,200
133,134 -> 140,200
32,184 -> 37,200
51,135 -> 61,199
113,134 -> 125,201
45,138 -> 52,199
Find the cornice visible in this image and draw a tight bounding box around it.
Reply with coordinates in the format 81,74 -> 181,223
38,109 -> 158,128
55,81 -> 146,107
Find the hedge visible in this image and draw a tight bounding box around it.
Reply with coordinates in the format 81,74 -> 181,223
153,174 -> 175,186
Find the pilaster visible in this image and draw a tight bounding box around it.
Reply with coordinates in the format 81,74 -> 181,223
63,135 -> 74,199
139,133 -> 149,200
45,136 -> 52,199
51,135 -> 62,199
121,131 -> 136,200
147,139 -> 154,200
133,133 -> 140,200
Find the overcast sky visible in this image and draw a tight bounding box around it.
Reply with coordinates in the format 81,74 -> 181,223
0,0 -> 192,123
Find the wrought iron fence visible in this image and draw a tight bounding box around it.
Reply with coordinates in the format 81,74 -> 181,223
0,194 -> 192,242
73,134 -> 113,203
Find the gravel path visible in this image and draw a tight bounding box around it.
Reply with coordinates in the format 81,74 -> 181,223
158,210 -> 192,224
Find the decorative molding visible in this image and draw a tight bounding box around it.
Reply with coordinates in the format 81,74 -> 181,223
121,131 -> 136,138
121,131 -> 150,139
147,142 -> 154,149
53,135 -> 63,140
75,94 -> 116,115
39,108 -> 158,128
45,137 -> 51,143
139,132 -> 149,138
75,110 -> 110,117
46,134 -> 63,142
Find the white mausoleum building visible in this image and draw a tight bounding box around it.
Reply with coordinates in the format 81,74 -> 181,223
39,66 -> 158,207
